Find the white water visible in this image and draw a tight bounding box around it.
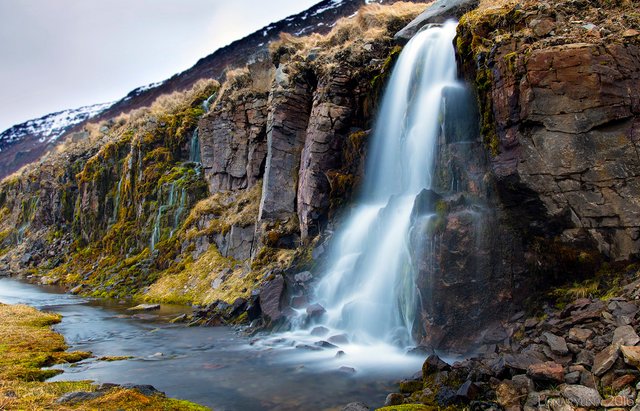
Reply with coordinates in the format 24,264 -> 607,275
269,23 -> 461,360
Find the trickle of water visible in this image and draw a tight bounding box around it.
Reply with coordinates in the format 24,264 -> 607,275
298,22 -> 461,347
189,129 -> 201,164
110,176 -> 123,224
202,93 -> 216,113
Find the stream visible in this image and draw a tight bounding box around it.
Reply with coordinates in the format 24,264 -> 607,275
0,277 -> 422,411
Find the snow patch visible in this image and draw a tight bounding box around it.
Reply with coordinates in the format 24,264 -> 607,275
0,101 -> 115,148
312,0 -> 344,16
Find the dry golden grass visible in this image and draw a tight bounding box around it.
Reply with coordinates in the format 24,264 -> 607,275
0,303 -> 90,382
0,303 -> 209,410
270,2 -> 427,64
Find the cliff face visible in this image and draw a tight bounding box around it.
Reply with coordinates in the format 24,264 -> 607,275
0,3 -> 426,311
414,0 -> 640,351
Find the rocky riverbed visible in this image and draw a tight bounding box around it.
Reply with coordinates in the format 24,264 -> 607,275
379,267 -> 640,410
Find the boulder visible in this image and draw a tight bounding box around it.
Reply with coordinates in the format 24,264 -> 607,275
306,303 -> 326,321
399,379 -> 423,393
384,393 -> 404,406
258,276 -> 285,322
422,355 -> 451,377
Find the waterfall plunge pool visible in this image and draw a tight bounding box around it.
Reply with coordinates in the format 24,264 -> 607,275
0,278 -> 423,411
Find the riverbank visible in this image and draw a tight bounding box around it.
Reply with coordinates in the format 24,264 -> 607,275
382,265 -> 640,410
0,302 -> 209,410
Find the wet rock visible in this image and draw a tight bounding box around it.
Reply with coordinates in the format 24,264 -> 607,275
314,340 -> 337,349
593,344 -> 620,376
407,345 -> 434,357
306,303 -> 326,321
560,385 -> 602,408
328,334 -> 349,345
229,297 -> 247,317
384,393 -> 404,406
341,402 -> 369,411
294,271 -> 312,284
527,361 -> 564,383
295,344 -> 322,351
422,355 -> 451,378
310,326 -> 329,337
339,366 -> 356,374
456,380 -> 480,402
399,379 -> 423,393
543,332 -> 569,356
290,295 -> 308,309
259,276 -> 285,322
127,304 -> 160,311
335,350 -> 346,358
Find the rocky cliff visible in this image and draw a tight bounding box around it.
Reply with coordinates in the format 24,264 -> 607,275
0,2 -> 427,317
0,0 -> 639,360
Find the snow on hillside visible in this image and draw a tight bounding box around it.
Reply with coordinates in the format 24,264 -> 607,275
0,101 -> 114,152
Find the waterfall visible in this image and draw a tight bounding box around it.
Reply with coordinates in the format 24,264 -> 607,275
300,22 -> 460,347
189,128 -> 201,163
150,182 -> 189,251
110,176 -> 123,224
202,93 -> 216,113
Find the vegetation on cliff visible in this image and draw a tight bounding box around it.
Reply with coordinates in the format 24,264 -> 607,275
0,2 -> 428,315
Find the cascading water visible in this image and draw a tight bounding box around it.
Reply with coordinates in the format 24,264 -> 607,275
287,22 -> 461,352
189,128 -> 201,164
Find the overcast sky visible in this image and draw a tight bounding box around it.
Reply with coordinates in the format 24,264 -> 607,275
0,0 -> 320,132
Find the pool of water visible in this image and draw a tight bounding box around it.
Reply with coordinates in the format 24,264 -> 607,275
0,277 -> 423,411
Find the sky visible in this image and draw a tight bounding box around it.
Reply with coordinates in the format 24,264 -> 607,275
0,0 -> 320,132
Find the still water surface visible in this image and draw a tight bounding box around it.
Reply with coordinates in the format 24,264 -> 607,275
0,278 -> 421,411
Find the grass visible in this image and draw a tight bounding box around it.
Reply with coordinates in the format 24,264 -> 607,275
0,302 -> 210,410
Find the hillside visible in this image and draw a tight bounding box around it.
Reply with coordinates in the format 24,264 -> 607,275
0,0 -> 429,179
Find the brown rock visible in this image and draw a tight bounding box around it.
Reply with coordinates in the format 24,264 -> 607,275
258,276 -> 285,322
592,344 -> 620,376
612,325 -> 640,346
496,380 -> 525,408
620,345 -> 640,368
527,361 -> 564,383
568,328 -> 594,344
611,374 -> 636,391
